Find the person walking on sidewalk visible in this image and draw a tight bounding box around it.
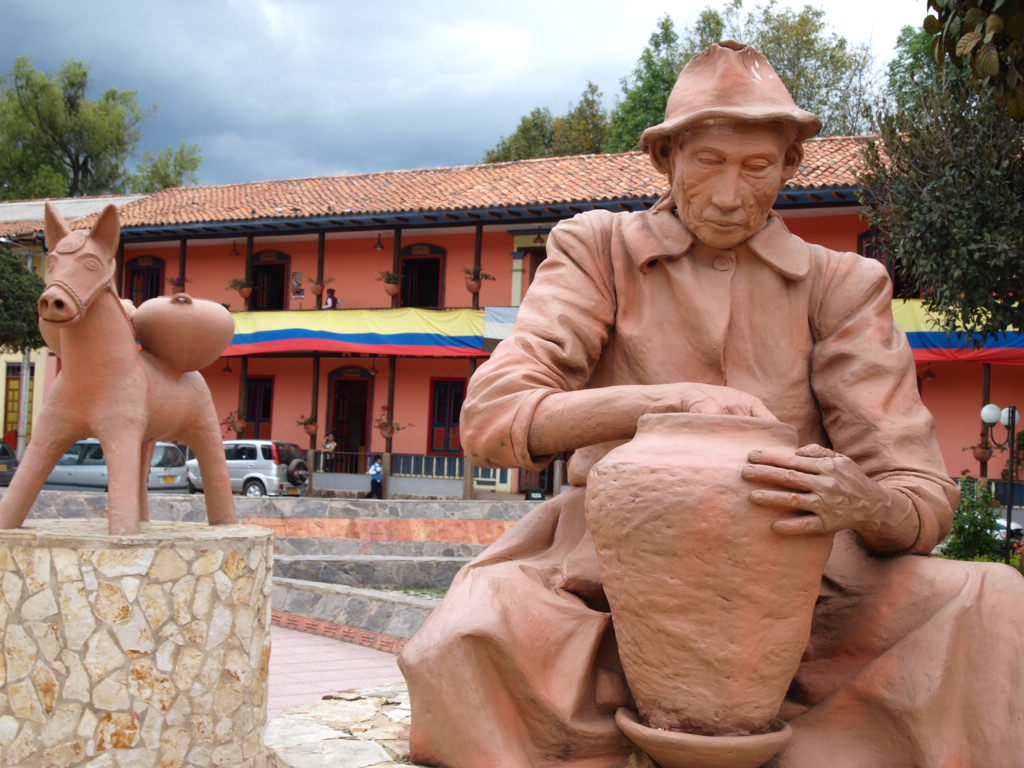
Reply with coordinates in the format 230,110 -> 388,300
364,455 -> 383,499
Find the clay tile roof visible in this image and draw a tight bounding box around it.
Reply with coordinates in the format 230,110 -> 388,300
0,137 -> 869,235
113,136 -> 868,228
792,135 -> 869,188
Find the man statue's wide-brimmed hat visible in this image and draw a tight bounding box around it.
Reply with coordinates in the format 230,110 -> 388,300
642,40 -> 821,173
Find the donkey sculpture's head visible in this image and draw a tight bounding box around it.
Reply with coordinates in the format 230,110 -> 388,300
38,203 -> 120,325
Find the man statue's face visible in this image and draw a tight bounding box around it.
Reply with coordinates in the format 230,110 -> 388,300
670,122 -> 795,249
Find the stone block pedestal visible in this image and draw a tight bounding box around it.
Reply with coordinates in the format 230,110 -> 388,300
0,520 -> 273,767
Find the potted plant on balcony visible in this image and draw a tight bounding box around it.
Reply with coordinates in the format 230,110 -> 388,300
296,414 -> 318,436
462,265 -> 495,294
227,278 -> 255,299
307,276 -> 334,296
167,274 -> 191,291
377,270 -> 401,297
374,405 -> 410,439
967,438 -> 994,463
221,410 -> 247,436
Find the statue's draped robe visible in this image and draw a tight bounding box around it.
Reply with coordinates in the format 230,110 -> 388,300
399,209 -> 1024,768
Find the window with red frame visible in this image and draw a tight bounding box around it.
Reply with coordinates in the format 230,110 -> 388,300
429,378 -> 465,455
124,256 -> 165,305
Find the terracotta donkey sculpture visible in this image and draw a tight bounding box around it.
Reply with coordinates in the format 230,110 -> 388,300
0,203 -> 237,535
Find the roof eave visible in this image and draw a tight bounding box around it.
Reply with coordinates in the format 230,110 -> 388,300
117,186 -> 861,241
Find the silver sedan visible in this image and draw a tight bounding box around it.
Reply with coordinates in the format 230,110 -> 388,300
45,439 -> 189,492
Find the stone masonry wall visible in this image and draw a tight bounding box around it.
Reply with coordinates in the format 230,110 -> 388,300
0,519 -> 273,768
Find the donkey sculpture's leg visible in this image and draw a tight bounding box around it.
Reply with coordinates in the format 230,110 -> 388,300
180,393 -> 237,526
100,431 -> 146,536
137,440 -> 156,523
0,409 -> 82,528
189,416 -> 237,525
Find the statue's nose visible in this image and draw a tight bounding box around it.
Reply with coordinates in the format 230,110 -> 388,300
38,286 -> 77,322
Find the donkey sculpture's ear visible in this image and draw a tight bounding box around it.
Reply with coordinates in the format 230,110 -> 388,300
89,205 -> 120,259
43,202 -> 70,252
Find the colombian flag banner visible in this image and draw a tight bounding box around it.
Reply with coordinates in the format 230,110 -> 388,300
225,308 -> 486,357
893,300 -> 1024,365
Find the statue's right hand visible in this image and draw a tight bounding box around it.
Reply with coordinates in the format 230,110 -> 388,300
643,383 -> 777,420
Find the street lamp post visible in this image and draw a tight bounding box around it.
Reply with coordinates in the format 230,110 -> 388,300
980,403 -> 1020,564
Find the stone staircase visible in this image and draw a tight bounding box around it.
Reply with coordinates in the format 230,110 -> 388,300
18,490 -> 535,653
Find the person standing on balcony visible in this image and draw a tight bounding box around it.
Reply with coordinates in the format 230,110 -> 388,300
323,288 -> 340,309
364,455 -> 383,499
321,434 -> 336,472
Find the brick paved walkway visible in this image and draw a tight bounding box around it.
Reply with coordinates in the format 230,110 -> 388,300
267,625 -> 405,719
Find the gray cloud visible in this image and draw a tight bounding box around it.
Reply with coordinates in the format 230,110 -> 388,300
4,0 -> 922,186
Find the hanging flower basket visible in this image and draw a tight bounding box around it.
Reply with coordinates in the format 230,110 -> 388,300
303,423 -> 318,436
307,276 -> 333,296
374,404 -> 409,440
222,411 -> 247,435
228,278 -> 254,299
973,445 -> 994,462
377,270 -> 401,298
463,266 -> 494,295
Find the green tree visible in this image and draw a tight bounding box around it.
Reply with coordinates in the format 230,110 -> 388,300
0,57 -> 202,200
550,82 -> 607,156
858,66 -> 1024,339
603,15 -> 687,152
130,142 -> 203,193
483,82 -> 608,163
0,248 -> 45,353
886,25 -> 970,110
603,2 -> 878,152
483,107 -> 555,163
925,0 -> 1024,118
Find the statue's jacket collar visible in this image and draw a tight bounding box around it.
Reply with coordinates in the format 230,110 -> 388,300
623,208 -> 811,282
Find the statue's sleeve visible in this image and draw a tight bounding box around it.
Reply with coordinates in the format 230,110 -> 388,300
810,252 -> 958,554
462,210 -> 618,469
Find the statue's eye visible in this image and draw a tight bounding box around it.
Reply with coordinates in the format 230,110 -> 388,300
84,259 -> 101,272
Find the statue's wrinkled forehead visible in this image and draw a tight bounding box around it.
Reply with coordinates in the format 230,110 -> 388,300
54,231 -> 87,254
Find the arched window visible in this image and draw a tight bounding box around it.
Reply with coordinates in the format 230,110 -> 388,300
123,255 -> 166,305
249,250 -> 291,310
399,243 -> 445,308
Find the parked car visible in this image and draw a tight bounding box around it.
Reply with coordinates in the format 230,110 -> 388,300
0,440 -> 18,486
186,440 -> 309,497
45,439 -> 188,491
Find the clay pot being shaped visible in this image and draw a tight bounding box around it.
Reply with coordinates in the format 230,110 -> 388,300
134,293 -> 235,372
585,413 -> 833,748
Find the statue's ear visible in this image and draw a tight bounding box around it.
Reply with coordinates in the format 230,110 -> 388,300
43,202 -> 71,252
89,205 -> 120,258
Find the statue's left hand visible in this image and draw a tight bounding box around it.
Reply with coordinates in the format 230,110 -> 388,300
741,444 -> 892,538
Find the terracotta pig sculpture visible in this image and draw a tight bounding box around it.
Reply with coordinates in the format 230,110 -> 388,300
0,203 -> 237,535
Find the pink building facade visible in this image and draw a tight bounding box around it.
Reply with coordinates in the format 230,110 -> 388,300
4,143 -> 1023,494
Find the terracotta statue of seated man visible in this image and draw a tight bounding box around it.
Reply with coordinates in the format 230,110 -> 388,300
399,42 -> 1024,768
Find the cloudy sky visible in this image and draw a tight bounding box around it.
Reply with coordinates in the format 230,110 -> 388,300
5,0 -> 928,188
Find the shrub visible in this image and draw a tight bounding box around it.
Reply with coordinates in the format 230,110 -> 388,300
941,478 -> 1003,562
